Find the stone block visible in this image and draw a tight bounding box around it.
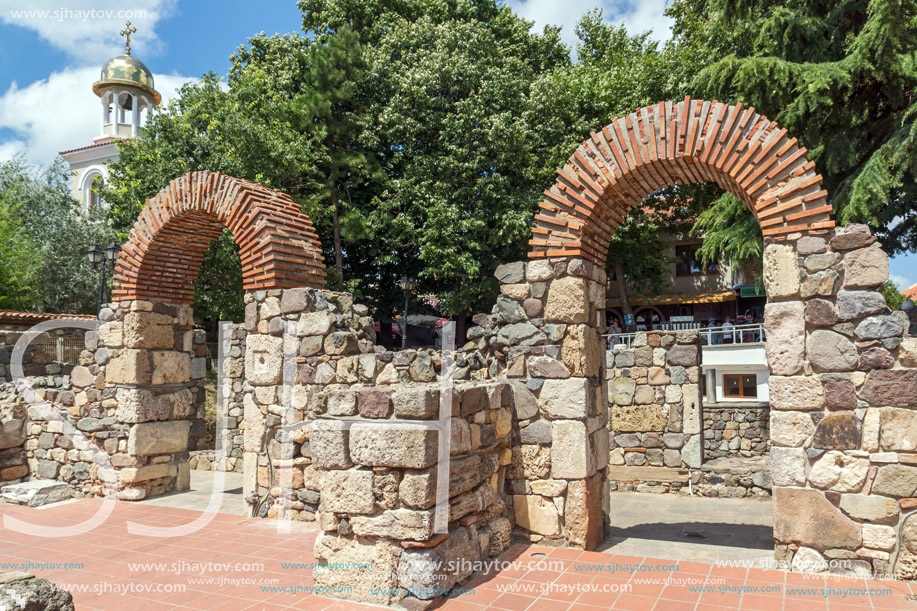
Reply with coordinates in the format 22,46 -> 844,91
564,476 -> 604,549
127,420 -> 191,455
397,527 -> 482,599
349,425 -> 438,469
770,447 -> 807,486
544,276 -> 589,324
807,330 -> 858,372
495,261 -> 524,284
843,247 -> 888,289
357,389 -> 392,419
320,469 -> 375,514
313,534 -> 399,605
666,344 -> 698,367
1,480 -> 69,507
393,387 -> 439,419
561,324 -> 600,377
872,464 -> 917,498
769,376 -> 825,410
106,349 -> 150,385
805,299 -> 839,326
539,378 -> 588,419
513,494 -> 560,535
801,270 -> 838,298
551,420 -> 592,479
326,390 -> 357,416
527,355 -> 570,379
763,243 -> 800,298
115,388 -> 191,423
839,494 -> 899,524
298,310 -> 335,336
151,351 -> 190,385
611,404 -> 667,433
807,451 -> 868,492
837,290 -> 887,321
311,429 -> 352,470
770,412 -> 815,447
824,380 -> 856,411
860,369 -> 917,407
812,413 -> 861,450
245,335 -> 283,386
774,487 -> 861,549
123,311 -> 175,349
609,377 -> 636,405
880,408 -> 917,451
764,302 -> 805,375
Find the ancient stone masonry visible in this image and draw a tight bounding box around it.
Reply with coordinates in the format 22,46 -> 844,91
240,287 -> 495,524
189,325 -> 245,473
474,258 -> 609,551
310,382 -> 513,607
764,223 -> 917,579
79,300 -> 197,500
704,404 -> 769,459
604,331 -> 707,495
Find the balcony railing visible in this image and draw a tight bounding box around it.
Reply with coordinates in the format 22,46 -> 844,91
603,323 -> 766,350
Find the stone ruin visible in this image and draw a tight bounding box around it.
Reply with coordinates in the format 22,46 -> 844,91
1,98 -> 917,605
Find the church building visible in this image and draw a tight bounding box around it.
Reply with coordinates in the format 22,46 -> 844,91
58,23 -> 160,214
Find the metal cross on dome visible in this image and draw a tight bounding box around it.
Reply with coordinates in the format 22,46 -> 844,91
120,21 -> 137,56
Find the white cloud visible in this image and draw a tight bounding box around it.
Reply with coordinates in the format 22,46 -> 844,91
0,0 -> 176,63
506,0 -> 674,49
0,66 -> 195,166
890,274 -> 915,291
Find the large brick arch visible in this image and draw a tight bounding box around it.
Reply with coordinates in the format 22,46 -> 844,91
529,98 -> 836,265
113,171 -> 326,303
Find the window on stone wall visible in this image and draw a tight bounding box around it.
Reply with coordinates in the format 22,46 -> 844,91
675,245 -> 718,276
724,374 -> 757,398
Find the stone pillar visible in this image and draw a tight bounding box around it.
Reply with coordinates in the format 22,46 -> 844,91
98,300 -> 193,500
310,380 -> 513,606
765,224 -> 917,578
489,258 -> 608,549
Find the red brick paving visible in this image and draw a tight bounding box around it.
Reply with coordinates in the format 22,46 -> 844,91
1,498 -> 914,610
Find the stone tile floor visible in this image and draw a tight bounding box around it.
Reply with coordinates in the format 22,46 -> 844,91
1,497 -> 915,610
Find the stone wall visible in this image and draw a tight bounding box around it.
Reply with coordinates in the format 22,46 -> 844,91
704,404 -> 769,459
0,332 -> 81,489
310,381 -> 513,606
240,287 -> 494,523
605,332 -> 702,473
480,258 -> 609,550
764,224 -> 917,578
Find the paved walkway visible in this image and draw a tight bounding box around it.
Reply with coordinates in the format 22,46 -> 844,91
604,492 -> 774,564
1,497 -> 914,610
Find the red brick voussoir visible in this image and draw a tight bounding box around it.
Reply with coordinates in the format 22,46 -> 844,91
529,98 -> 836,265
112,171 -> 326,303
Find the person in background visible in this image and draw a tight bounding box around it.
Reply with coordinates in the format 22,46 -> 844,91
722,315 -> 735,344
705,317 -> 718,345
607,319 -> 621,347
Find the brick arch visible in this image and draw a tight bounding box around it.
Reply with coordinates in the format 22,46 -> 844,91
529,98 -> 836,265
113,171 -> 326,303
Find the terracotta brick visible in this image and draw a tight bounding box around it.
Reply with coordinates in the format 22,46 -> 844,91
530,100 -> 834,265
113,171 -> 326,303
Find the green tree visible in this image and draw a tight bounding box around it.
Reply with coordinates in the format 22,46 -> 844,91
882,280 -> 906,310
0,157 -> 116,313
669,0 -> 917,257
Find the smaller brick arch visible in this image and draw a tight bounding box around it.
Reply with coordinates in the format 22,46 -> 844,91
529,98 -> 836,265
113,171 -> 326,303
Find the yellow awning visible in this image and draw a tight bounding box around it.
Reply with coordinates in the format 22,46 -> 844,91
606,289 -> 737,309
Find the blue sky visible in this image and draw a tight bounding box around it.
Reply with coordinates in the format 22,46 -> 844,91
0,0 -> 912,289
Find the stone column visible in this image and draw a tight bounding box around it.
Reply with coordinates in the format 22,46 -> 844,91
765,224 -> 917,578
487,258 -> 608,549
98,300 -> 193,500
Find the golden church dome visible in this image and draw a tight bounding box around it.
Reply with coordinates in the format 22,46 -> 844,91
92,55 -> 161,105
